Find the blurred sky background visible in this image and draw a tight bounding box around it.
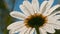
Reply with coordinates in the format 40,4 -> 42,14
0,0 -> 60,34
5,0 -> 58,11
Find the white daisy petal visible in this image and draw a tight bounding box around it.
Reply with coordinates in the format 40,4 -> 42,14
48,20 -> 60,26
7,21 -> 24,30
32,0 -> 39,13
46,0 -> 54,11
25,28 -> 32,34
48,16 -> 60,25
53,25 -> 60,29
49,11 -> 60,16
43,24 -> 55,33
30,28 -> 35,34
39,1 -> 48,14
48,15 -> 60,25
47,5 -> 60,15
19,27 -> 28,34
47,16 -> 56,24
34,30 -> 37,34
14,26 -> 27,33
12,25 -> 25,32
9,30 -> 14,34
39,28 -> 47,34
10,11 -> 26,20
54,15 -> 60,20
44,5 -> 60,16
49,23 -> 60,29
55,21 -> 60,25
9,29 -> 20,34
23,0 -> 34,15
20,5 -> 30,16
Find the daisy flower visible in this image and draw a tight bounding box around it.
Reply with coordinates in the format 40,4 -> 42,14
7,0 -> 60,34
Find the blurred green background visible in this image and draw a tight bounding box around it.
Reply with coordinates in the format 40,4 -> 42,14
0,0 -> 60,34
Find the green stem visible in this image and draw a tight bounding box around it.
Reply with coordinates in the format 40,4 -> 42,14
35,26 -> 40,34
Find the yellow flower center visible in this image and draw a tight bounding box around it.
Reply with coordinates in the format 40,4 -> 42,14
24,13 -> 47,28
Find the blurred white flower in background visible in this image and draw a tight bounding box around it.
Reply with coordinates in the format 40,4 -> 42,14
7,0 -> 60,34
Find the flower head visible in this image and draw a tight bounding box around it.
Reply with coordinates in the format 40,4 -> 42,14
7,0 -> 60,34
